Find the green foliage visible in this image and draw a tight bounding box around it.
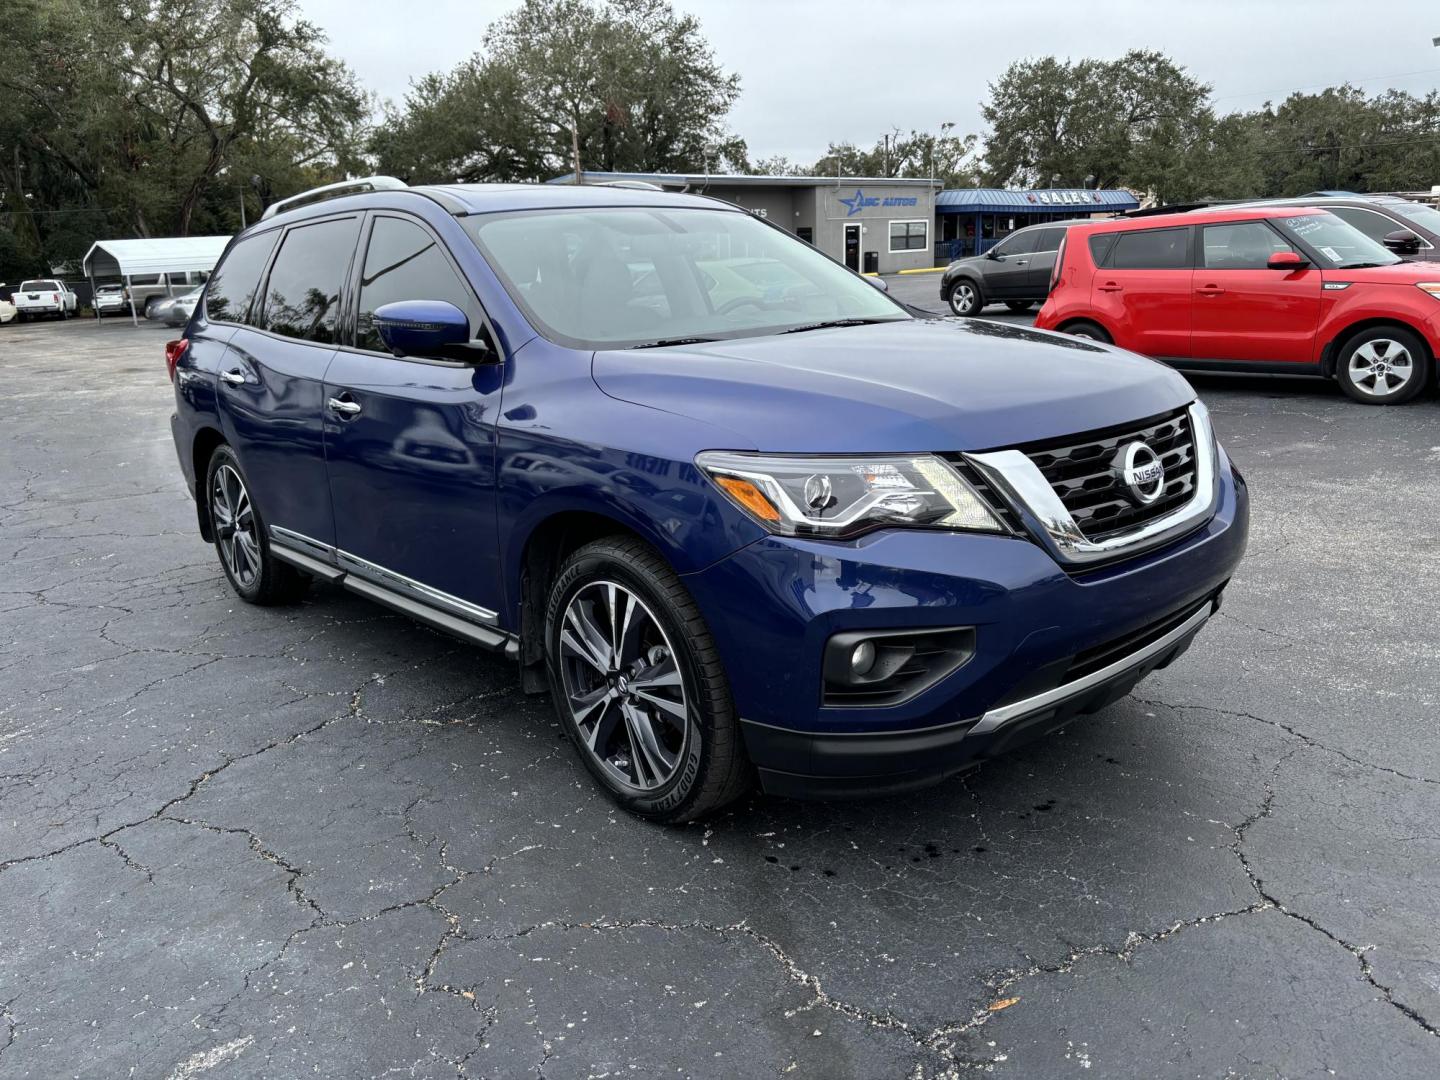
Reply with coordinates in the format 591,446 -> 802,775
0,0 -> 365,276
981,50 -> 1212,200
372,0 -> 743,183
980,51 -> 1440,203
809,125 -> 981,186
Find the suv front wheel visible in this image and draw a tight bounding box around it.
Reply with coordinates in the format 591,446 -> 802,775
948,279 -> 983,317
545,536 -> 752,822
1336,326 -> 1429,405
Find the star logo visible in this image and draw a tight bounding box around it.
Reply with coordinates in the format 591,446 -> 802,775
839,188 -> 868,217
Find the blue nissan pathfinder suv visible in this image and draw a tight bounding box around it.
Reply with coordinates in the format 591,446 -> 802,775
167,177 -> 1248,822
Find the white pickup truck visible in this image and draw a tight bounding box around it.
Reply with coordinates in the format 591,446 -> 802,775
14,279 -> 78,321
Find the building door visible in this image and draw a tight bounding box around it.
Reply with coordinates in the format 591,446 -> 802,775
844,223 -> 861,271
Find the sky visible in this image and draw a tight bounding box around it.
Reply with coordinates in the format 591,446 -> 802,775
298,0 -> 1440,165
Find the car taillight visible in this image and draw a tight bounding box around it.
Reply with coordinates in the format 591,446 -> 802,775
165,338 -> 189,382
1049,236 -> 1067,294
52,292 -> 60,302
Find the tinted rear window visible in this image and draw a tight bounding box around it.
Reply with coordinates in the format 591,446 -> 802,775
1033,228 -> 1066,252
1108,228 -> 1190,269
259,217 -> 361,343
1088,234 -> 1119,266
206,230 -> 279,323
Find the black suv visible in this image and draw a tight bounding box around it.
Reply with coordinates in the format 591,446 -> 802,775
939,221 -> 1085,316
1205,194 -> 1440,261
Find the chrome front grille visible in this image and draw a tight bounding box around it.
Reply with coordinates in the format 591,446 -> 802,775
963,401 -> 1219,568
1021,409 -> 1196,542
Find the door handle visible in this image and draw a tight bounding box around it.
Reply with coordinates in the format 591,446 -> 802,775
1098,282 -> 1123,292
219,369 -> 245,386
1196,285 -> 1226,297
327,396 -> 362,418
1015,259 -> 1028,266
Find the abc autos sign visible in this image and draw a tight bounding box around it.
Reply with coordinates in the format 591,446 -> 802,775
838,189 -> 919,217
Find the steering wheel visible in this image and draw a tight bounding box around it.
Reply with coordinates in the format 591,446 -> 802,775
716,295 -> 766,315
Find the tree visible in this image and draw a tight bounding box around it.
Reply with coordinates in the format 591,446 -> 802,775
809,126 -> 981,186
981,50 -> 1212,200
0,0 -> 365,277
372,0 -> 743,183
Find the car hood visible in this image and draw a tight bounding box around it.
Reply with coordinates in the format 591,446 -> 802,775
592,318 -> 1194,453
1326,261 -> 1440,285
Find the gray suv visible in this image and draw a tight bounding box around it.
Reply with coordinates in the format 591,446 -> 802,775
939,221 -> 1082,317
1203,194 -> 1440,261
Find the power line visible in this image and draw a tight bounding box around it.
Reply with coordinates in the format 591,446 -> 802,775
1256,134 -> 1440,154
0,207 -> 119,216
1213,66 -> 1440,104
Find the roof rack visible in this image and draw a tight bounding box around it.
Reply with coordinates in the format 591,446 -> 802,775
596,179 -> 666,191
260,176 -> 409,221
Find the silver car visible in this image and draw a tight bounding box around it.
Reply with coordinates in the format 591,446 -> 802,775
151,286 -> 203,327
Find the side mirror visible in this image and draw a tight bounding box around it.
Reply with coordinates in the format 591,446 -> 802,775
985,248 -> 1000,260
865,275 -> 888,292
1267,251 -> 1309,271
1383,229 -> 1421,256
373,300 -> 497,363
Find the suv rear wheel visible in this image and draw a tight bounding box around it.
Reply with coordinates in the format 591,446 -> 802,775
1336,326 -> 1429,405
948,279 -> 983,317
204,445 -> 310,604
545,536 -> 752,823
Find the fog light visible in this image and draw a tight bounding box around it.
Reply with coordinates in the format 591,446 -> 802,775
822,626 -> 977,708
851,640 -> 877,677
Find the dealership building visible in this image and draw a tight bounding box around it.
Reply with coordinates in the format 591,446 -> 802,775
551,171 -> 1139,272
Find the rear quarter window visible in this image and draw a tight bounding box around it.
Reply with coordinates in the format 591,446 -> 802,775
206,230 -> 280,324
1087,234 -> 1119,267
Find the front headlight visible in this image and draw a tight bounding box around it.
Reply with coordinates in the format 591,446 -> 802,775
696,452 -> 1005,539
1416,282 -> 1440,300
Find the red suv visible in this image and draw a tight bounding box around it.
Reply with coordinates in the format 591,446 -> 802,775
1035,206 -> 1440,404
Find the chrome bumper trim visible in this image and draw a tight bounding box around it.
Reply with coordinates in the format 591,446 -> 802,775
969,600 -> 1213,736
966,401 -> 1218,567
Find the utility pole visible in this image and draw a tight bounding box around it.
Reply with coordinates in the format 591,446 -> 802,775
572,118 -> 582,185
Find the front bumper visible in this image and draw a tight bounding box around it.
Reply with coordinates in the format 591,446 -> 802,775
682,452 -> 1248,798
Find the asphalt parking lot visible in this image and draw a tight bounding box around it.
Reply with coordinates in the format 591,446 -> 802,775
2,307 -> 1439,1079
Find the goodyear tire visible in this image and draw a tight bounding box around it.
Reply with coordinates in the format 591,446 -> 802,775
545,536 -> 752,823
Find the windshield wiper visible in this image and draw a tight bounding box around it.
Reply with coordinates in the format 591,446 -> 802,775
1338,261 -> 1387,269
780,317 -> 900,335
628,336 -> 719,349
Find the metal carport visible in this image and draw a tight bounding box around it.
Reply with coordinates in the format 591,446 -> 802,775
81,235 -> 230,325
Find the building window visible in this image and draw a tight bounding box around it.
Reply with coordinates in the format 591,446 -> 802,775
889,219 -> 929,252
796,226 -> 814,245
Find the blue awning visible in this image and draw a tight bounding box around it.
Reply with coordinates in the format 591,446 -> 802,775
936,188 -> 1139,214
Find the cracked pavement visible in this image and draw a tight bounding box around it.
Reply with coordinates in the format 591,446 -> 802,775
2,316 -> 1438,1079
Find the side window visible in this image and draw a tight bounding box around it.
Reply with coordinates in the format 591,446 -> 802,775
1328,206 -> 1404,245
356,216 -> 475,353
1033,228 -> 1065,253
995,230 -> 1039,257
260,217 -> 360,343
1109,228 -> 1190,270
1202,222 -> 1294,269
205,230 -> 279,324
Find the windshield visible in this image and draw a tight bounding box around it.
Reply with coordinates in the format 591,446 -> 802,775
1275,214 -> 1400,268
1386,200 -> 1440,237
20,280 -> 59,292
466,207 -> 907,349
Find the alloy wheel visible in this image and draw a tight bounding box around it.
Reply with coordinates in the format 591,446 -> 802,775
211,463 -> 260,588
557,580 -> 690,791
1348,338 -> 1415,398
951,283 -> 977,314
